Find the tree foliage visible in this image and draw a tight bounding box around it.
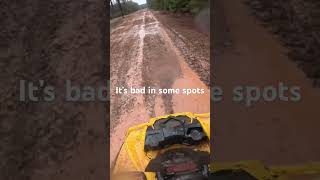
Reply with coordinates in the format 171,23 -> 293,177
146,0 -> 208,14
110,0 -> 141,18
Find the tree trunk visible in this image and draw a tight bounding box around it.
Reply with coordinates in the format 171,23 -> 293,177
116,0 -> 124,17
110,0 -> 114,9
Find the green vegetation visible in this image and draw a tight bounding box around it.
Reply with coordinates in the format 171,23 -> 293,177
110,0 -> 141,19
146,0 -> 208,14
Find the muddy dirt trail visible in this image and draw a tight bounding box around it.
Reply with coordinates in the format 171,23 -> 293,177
213,0 -> 320,164
110,10 -> 210,165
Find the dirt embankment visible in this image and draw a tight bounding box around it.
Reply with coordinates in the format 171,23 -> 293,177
0,1 -> 108,179
246,0 -> 320,86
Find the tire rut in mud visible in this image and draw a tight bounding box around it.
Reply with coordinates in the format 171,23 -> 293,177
142,13 -> 182,115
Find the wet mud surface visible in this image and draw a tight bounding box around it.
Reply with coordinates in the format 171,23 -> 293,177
153,10 -> 210,87
246,0 -> 320,87
110,9 -> 210,165
213,0 -> 320,165
0,0 -> 108,179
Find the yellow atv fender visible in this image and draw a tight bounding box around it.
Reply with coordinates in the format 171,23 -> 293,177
112,112 -> 210,179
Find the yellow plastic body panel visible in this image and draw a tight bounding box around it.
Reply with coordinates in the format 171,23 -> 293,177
112,112 -> 320,180
112,112 -> 210,179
